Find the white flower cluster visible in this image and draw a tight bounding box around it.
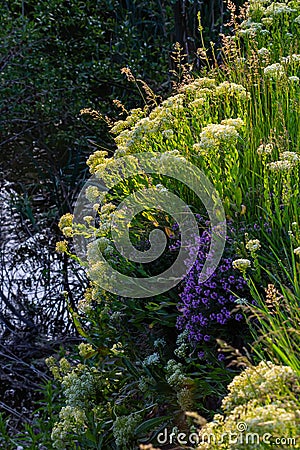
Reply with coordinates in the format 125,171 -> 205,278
264,63 -> 285,79
174,330 -> 189,359
261,17 -> 274,26
194,123 -> 240,154
48,358 -> 104,449
85,185 -> 101,203
88,260 -> 116,289
257,142 -> 274,155
113,413 -> 142,447
181,77 -> 217,92
268,151 -> 299,171
281,53 -> 300,64
143,352 -> 161,366
268,159 -> 294,171
221,117 -> 245,130
86,150 -> 111,174
249,0 -> 267,15
58,213 -> 74,238
239,20 -> 264,37
289,75 -> 300,83
222,361 -> 300,411
51,406 -> 87,449
257,47 -> 270,57
232,258 -> 251,272
165,359 -> 187,388
161,128 -> 174,139
87,238 -> 111,265
246,239 -> 261,252
215,82 -> 249,99
198,401 -> 299,450
280,151 -> 300,163
265,2 -> 297,17
153,337 -> 166,348
190,97 -> 206,108
78,342 -> 94,358
62,368 -> 96,408
197,362 -> 300,450
108,78 -> 249,157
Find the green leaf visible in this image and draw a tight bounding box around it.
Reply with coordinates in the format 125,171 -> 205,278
67,299 -> 89,338
135,416 -> 172,436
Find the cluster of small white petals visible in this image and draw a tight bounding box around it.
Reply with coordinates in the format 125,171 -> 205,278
165,359 -> 187,388
265,3 -> 297,16
246,239 -> 261,252
220,118 -> 245,130
267,149 -> 299,172
281,54 -> 300,64
174,331 -> 189,359
110,108 -> 145,135
153,338 -> 166,348
216,81 -> 249,99
113,413 -> 142,447
268,159 -> 294,171
222,361 -> 299,411
51,406 -> 87,449
78,342 -> 94,358
197,362 -> 300,449
289,75 -> 300,82
240,19 -> 263,36
162,129 -> 174,138
198,124 -> 239,148
257,143 -> 274,155
232,259 -> 251,271
62,369 -> 96,408
280,151 -> 300,163
264,63 -> 285,79
257,47 -> 270,57
143,352 -> 160,366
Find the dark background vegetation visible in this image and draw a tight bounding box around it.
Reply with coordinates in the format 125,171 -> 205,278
0,0 -> 244,434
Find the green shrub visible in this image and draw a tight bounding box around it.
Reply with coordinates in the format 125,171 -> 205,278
49,1 -> 300,448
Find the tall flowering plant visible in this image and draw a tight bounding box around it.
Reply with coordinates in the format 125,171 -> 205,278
176,221 -> 251,362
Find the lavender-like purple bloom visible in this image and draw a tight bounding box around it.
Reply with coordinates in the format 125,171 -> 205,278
176,225 -> 249,361
235,313 -> 244,322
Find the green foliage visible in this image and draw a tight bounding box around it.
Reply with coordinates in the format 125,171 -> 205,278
51,1 -> 300,447
45,323 -> 232,449
0,0 -> 175,226
4,0 -> 300,448
0,380 -> 63,449
244,238 -> 300,375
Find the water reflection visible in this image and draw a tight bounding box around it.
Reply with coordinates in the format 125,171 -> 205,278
0,181 -> 87,340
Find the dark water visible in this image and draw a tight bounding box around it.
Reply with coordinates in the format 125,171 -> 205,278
0,180 -> 87,339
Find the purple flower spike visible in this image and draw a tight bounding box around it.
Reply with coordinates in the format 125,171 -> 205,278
176,225 -> 250,359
